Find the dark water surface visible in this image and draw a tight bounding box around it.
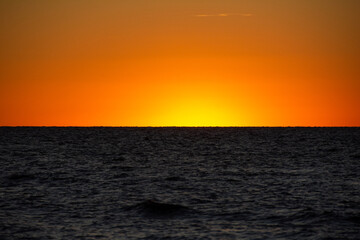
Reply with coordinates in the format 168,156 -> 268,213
1,127 -> 359,239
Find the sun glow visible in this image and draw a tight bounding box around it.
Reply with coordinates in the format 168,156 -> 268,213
151,96 -> 236,127
144,77 -> 237,126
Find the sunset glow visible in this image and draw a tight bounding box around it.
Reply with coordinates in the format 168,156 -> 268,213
0,0 -> 359,126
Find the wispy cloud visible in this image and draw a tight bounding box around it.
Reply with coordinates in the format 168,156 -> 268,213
195,13 -> 253,17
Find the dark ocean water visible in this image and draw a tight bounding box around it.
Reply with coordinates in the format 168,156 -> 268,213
0,127 -> 360,240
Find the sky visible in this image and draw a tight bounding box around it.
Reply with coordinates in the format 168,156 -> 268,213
0,0 -> 359,126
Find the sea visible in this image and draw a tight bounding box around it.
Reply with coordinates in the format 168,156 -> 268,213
0,127 -> 359,240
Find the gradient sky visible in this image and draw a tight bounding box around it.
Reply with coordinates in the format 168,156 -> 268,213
1,0 -> 359,126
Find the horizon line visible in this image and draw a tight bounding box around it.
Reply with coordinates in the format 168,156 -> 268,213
0,126 -> 359,128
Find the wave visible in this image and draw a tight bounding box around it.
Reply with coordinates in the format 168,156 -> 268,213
7,172 -> 36,181
124,199 -> 193,218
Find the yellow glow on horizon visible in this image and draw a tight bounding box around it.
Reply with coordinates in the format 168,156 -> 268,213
140,73 -> 240,127
150,95 -> 237,127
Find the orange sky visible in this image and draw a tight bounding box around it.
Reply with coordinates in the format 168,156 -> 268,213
1,0 -> 359,126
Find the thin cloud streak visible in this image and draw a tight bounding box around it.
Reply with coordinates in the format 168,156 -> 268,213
195,13 -> 253,17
